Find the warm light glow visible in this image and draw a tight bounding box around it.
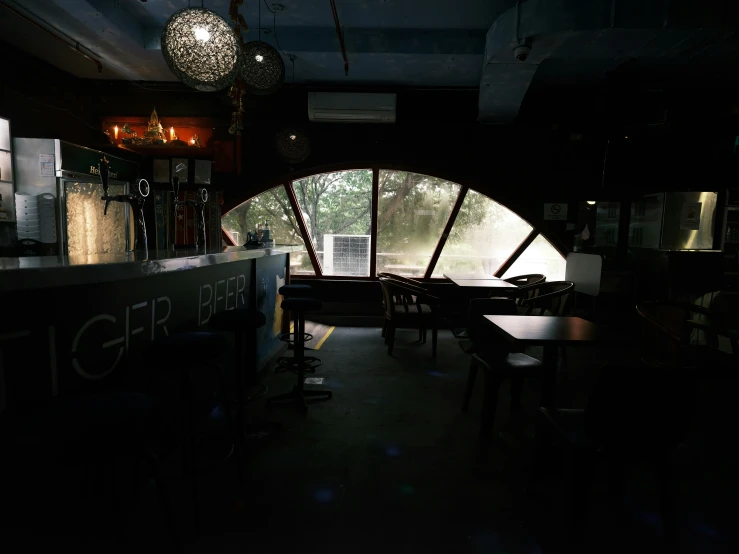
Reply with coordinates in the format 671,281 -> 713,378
255,54 -> 264,62
190,138 -> 195,144
289,134 -> 297,141
170,127 -> 175,140
114,125 -> 118,139
163,139 -> 167,143
624,135 -> 629,139
193,27 -> 210,42
586,200 -> 596,205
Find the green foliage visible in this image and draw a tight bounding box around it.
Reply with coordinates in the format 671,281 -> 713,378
222,170 -> 553,277
293,170 -> 373,251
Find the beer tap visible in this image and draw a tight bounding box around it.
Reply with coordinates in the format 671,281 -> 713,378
171,173 -> 208,250
99,157 -> 150,253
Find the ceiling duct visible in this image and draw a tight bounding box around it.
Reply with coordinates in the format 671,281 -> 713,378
479,0 -> 735,124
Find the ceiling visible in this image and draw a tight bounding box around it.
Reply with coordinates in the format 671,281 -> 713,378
1,0 -> 739,124
0,0 -> 504,86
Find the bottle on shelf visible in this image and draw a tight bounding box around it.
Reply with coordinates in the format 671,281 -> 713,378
262,220 -> 271,242
257,222 -> 263,242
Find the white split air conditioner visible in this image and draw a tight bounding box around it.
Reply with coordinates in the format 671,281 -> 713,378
308,92 -> 396,123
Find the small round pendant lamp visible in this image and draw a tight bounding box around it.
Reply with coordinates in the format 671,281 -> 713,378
161,6 -> 242,92
275,128 -> 311,164
240,41 -> 285,95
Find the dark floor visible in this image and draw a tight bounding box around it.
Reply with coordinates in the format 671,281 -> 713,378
6,326 -> 733,553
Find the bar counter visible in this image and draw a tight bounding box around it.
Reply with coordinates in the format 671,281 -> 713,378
0,245 -> 303,292
0,246 -> 301,409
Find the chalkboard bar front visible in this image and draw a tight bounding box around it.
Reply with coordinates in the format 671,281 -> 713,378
0,246 -> 301,410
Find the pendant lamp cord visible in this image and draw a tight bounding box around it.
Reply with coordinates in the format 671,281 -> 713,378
258,0 -> 261,41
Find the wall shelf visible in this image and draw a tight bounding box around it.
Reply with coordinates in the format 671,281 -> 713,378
115,144 -> 211,157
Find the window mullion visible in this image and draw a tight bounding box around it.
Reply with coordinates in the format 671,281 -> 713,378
284,181 -> 323,276
424,186 -> 468,279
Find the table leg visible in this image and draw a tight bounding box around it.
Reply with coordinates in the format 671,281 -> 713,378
541,344 -> 558,408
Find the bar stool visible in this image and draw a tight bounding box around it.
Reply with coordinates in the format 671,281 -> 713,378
278,284 -> 322,373
153,331 -> 245,533
267,297 -> 332,413
209,309 -> 272,439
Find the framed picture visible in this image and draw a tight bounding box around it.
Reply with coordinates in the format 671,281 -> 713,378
172,158 -> 188,183
194,160 -> 212,185
152,159 -> 170,183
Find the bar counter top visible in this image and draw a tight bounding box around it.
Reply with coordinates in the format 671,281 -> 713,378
0,245 -> 303,292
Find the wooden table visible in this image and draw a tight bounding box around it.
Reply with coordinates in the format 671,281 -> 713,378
443,272 -> 500,281
483,315 -> 600,406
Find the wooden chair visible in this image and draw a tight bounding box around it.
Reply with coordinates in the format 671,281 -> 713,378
503,274 -> 546,306
460,298 -> 544,459
378,276 -> 440,358
378,272 -> 428,342
519,281 -> 575,316
533,364 -> 695,550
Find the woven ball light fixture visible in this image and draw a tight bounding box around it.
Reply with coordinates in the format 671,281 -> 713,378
275,128 -> 311,164
161,6 -> 242,92
240,41 -> 285,95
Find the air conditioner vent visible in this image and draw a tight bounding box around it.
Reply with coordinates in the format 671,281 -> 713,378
308,92 -> 396,123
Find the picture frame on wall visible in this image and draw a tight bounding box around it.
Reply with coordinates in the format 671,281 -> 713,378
152,159 -> 170,183
194,160 -> 212,185
172,158 -> 188,183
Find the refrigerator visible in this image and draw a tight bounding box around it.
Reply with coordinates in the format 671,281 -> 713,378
629,192 -> 718,251
13,139 -> 139,256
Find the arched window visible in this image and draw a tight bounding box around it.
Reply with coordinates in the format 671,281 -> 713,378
222,169 -> 566,280
222,184 -> 315,275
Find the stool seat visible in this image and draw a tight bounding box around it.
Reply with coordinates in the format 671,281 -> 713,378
281,297 -> 322,311
155,332 -> 227,364
279,284 -> 312,296
210,309 -> 266,332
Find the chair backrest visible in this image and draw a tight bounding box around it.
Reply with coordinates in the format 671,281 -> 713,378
378,277 -> 401,320
503,274 -> 546,287
377,273 -> 424,287
521,281 -> 574,316
378,276 -> 436,320
378,273 -> 423,307
505,274 -> 546,305
466,298 -> 517,352
584,365 -> 696,452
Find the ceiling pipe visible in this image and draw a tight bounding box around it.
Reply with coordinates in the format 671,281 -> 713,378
329,0 -> 349,76
0,0 -> 103,74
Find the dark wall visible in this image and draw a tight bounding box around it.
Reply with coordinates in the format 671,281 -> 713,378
3,39 -> 739,252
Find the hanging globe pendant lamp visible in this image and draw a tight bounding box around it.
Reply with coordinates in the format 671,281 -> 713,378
240,41 -> 285,95
161,6 -> 242,92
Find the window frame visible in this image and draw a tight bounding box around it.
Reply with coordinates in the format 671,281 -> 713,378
222,166 -> 566,280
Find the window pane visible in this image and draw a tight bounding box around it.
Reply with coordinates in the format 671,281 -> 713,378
292,170 -> 373,276
502,234 -> 566,281
376,171 -> 461,277
432,190 -> 533,277
221,185 -> 315,275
